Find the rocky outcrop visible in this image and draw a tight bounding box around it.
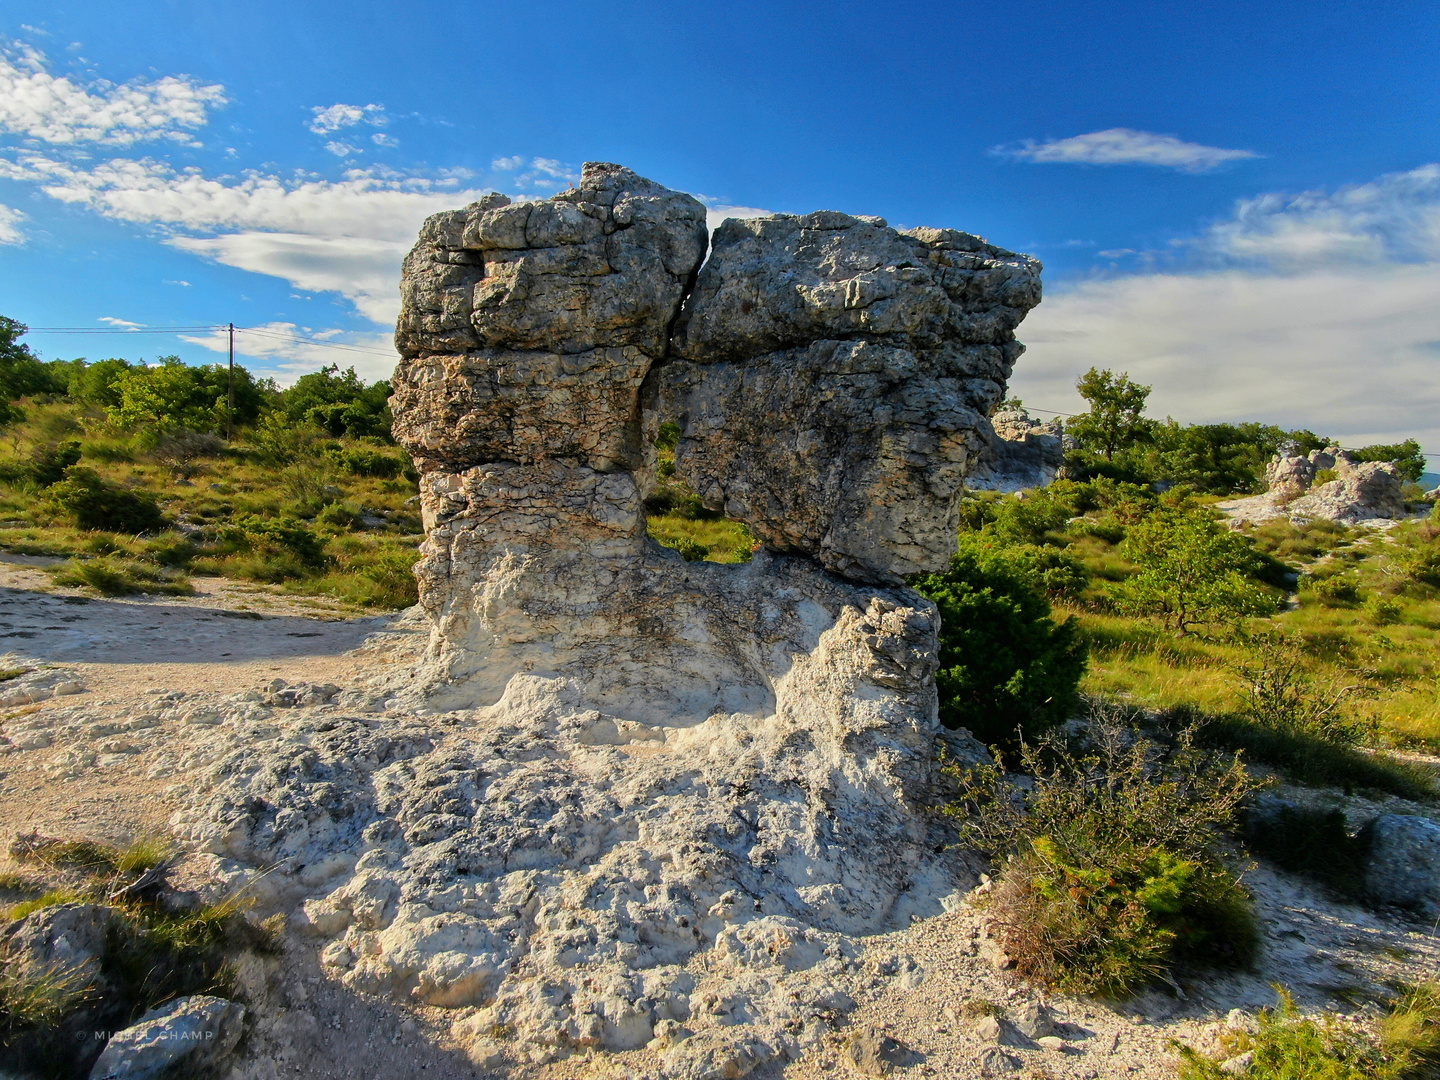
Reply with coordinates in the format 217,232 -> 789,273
657,214 -> 1041,582
1220,446 -> 1411,526
966,407 -> 1070,493
1361,815 -> 1440,919
172,164 -> 1039,1075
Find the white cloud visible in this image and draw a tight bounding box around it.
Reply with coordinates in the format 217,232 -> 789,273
308,102 -> 384,134
0,153 -> 498,325
371,132 -> 398,148
0,44 -> 225,145
97,316 -> 143,327
0,202 -> 25,244
324,140 -> 360,157
998,128 -> 1259,172
181,321 -> 398,384
164,279 -> 191,286
170,232 -> 410,324
704,204 -> 773,233
1010,165 -> 1440,453
491,155 -> 525,171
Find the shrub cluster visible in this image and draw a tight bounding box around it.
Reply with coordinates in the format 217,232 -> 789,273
950,708 -> 1260,996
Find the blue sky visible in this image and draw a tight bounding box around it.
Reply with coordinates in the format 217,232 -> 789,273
2,1 -> 1438,456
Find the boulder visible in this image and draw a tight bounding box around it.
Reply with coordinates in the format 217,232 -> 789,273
88,995 -> 244,1079
3,902 -> 117,986
1361,814 -> 1440,918
658,213 -> 1041,582
1287,460 -> 1408,522
172,163 -> 1046,1074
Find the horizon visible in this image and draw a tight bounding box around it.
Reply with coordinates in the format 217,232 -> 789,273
1,1 -> 1436,463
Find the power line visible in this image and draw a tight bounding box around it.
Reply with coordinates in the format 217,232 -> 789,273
233,327 -> 397,357
20,323 -> 399,358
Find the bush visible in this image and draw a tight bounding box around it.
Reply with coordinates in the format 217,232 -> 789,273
912,535 -> 1087,746
950,709 -> 1260,996
327,444 -> 407,478
1177,985 -> 1440,1080
153,428 -> 225,479
47,467 -> 164,534
1303,571 -> 1364,607
225,516 -> 327,570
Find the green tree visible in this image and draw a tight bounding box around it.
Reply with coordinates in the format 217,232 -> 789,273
912,535 -> 1087,746
1351,438 -> 1426,484
278,365 -> 393,439
107,357 -> 268,434
64,357 -> 135,409
1067,368 -> 1154,462
1111,507 -> 1279,634
0,317 -> 68,421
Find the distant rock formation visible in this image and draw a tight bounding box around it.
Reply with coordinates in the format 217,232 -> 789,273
182,164 -> 1039,1075
965,407 -> 1071,492
1220,446 -> 1410,525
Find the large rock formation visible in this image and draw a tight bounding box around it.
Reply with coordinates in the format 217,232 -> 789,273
174,164 -> 1039,1075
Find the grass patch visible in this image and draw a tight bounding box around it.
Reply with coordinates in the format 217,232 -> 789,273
648,514 -> 756,564
49,556 -> 193,597
1178,984 -> 1440,1080
0,833 -> 277,1078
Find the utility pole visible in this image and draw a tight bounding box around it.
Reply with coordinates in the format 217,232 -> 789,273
226,322 -> 235,442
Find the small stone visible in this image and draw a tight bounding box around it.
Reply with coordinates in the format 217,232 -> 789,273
1037,1036 -> 1068,1052
1015,1002 -> 1056,1039
843,1024 -> 909,1076
88,995 -> 244,1079
1219,1051 -> 1255,1075
977,1046 -> 1023,1074
54,681 -> 84,696
1226,1008 -> 1257,1033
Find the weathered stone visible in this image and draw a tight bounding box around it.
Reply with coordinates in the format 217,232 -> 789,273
657,213 -> 1041,583
1361,814 -> 1440,918
1221,447 -> 1410,526
968,408 -> 1070,492
975,1014 -> 1035,1048
843,1024 -> 910,1075
169,163 -> 1043,1073
3,902 -> 116,986
977,1045 -> 1024,1074
87,995 -> 243,1079
393,163 -> 708,475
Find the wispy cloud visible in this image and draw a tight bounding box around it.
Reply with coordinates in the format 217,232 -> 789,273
1012,165 -> 1440,451
308,102 -> 385,134
0,44 -> 225,145
693,194 -> 773,234
0,203 -> 25,244
996,128 -> 1259,172
323,140 -> 360,157
96,316 -> 143,327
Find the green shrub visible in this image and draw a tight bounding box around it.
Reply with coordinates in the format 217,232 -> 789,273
1177,985 -> 1440,1080
1303,571 -> 1364,607
913,535 -> 1087,746
315,501 -> 364,530
215,515 -> 328,579
1365,595 -> 1404,626
1111,507 -> 1281,634
47,467 -> 164,534
326,445 -> 407,478
951,709 -> 1259,996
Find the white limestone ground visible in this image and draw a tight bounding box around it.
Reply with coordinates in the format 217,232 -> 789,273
4,578 -> 1440,1079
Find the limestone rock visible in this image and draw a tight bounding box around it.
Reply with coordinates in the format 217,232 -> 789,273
1287,460 -> 1408,523
967,408 -> 1069,492
87,995 -> 243,1079
843,1024 -> 911,1075
1221,446 -> 1411,526
3,902 -> 116,986
184,163 -> 1044,1073
977,1045 -> 1024,1074
1361,814 -> 1440,918
657,213 -> 1042,583
393,163 -> 709,475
